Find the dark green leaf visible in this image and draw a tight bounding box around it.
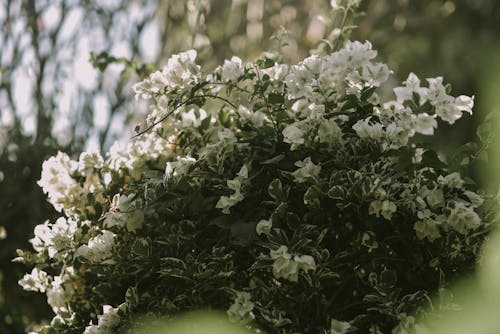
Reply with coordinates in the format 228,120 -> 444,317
268,178 -> 283,201
268,93 -> 284,105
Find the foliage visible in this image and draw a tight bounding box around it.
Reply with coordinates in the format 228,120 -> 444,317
16,31 -> 497,334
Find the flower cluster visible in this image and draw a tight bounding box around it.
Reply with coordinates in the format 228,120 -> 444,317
19,43 -> 494,333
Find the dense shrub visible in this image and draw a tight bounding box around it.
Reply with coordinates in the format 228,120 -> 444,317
18,40 -> 496,333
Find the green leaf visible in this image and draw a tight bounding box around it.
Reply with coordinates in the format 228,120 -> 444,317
218,109 -> 232,127
132,238 -> 151,257
328,185 -> 345,200
268,93 -> 284,105
286,212 -> 301,230
125,286 -> 140,308
230,221 -> 257,246
379,270 -> 397,289
445,83 -> 452,94
421,150 -> 447,169
361,87 -> 376,101
253,101 -> 266,111
39,326 -> 57,334
304,186 -> 321,207
161,257 -> 187,269
258,58 -> 275,69
209,215 -> 233,229
270,202 -> 287,223
341,94 -> 359,111
260,154 -> 285,165
477,122 -> 495,144
268,178 -> 283,201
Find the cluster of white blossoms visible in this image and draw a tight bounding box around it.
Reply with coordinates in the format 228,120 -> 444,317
269,246 -> 316,282
20,41 -> 489,334
20,267 -> 75,316
29,217 -> 77,259
38,152 -> 89,216
133,50 -> 201,99
284,41 -> 388,102
22,129 -> 175,330
292,157 -> 322,183
108,132 -> 173,180
216,165 -> 249,214
227,291 -> 255,324
411,172 -> 483,241
75,230 -> 116,263
83,305 -> 121,334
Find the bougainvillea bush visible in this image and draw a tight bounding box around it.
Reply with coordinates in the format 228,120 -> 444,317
17,40 -> 497,333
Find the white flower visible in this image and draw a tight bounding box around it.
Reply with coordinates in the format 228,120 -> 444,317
270,246 -> 316,282
317,118 -> 343,144
352,118 -> 384,140
369,200 -> 397,220
414,220 -> 441,241
218,128 -> 237,141
98,305 -> 120,330
330,0 -> 361,9
330,318 -> 352,334
256,219 -> 272,235
426,76 -> 447,103
83,325 -> 100,334
426,188 -> 445,209
132,50 -> 200,99
238,105 -> 267,127
84,305 -> 121,334
414,113 -> 437,135
330,0 -> 341,9
294,255 -> 316,272
292,157 -> 321,183
455,95 -> 474,114
76,230 -> 116,262
18,268 -> 48,292
216,165 -> 249,214
165,156 -> 197,181
47,275 -> 73,316
78,151 -> 104,175
284,60 -> 317,100
412,148 -> 425,164
464,190 -> 484,208
261,64 -> 289,81
384,122 -> 410,149
270,246 -> 298,282
221,56 -> 244,82
227,291 -> 255,324
448,202 -> 481,234
343,40 -> 377,68
282,123 -> 305,150
108,132 -> 172,180
393,73 -> 428,104
181,108 -> 208,127
162,49 -> 200,87
361,62 -> 391,87
435,102 -> 463,124
38,152 -> 81,213
30,217 -> 77,258
438,172 -> 464,189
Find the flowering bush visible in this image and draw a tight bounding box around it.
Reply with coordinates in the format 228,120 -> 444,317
18,41 -> 496,334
